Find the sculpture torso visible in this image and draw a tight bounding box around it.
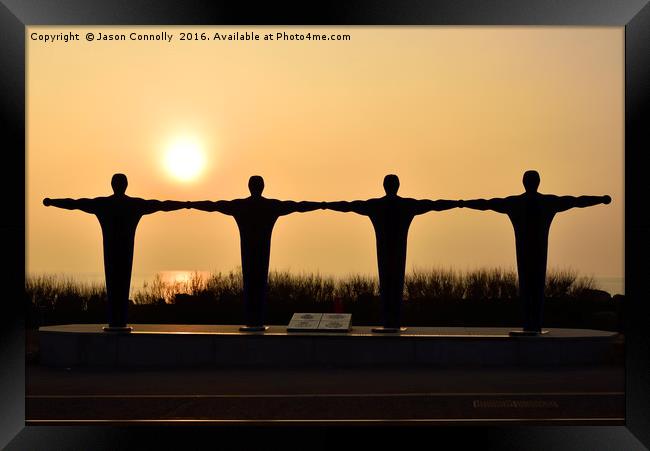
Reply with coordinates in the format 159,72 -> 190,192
506,193 -> 558,270
92,195 -> 147,260
365,196 -> 419,272
229,197 -> 284,265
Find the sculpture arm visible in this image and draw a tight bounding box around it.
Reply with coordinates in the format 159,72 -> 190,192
413,199 -> 461,215
140,200 -> 191,215
188,200 -> 236,215
43,197 -> 97,214
460,197 -> 511,214
552,195 -> 611,213
277,201 -> 324,216
323,200 -> 370,215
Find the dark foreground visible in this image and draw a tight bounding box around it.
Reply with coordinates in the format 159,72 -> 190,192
27,363 -> 624,425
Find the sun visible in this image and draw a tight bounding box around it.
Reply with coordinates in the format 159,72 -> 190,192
164,138 -> 206,182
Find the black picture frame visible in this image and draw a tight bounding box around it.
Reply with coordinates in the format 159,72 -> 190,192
2,0 -> 649,449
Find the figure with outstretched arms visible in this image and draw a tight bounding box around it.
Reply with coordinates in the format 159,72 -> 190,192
43,173 -> 189,331
324,174 -> 461,332
459,170 -> 611,335
189,175 -> 324,331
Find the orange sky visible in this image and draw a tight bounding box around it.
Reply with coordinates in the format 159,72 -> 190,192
26,26 -> 624,289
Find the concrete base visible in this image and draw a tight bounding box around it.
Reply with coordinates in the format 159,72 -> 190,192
371,327 -> 408,333
102,326 -> 133,333
239,326 -> 270,332
38,324 -> 623,368
509,329 -> 550,336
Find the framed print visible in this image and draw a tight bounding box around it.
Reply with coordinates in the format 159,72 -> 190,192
2,0 -> 649,449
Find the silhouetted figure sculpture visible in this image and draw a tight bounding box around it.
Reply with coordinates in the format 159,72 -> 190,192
189,176 -> 323,331
43,173 -> 189,332
460,170 -> 611,336
324,174 -> 461,333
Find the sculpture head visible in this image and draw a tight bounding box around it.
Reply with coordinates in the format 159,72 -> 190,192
248,175 -> 265,197
111,173 -> 128,195
383,174 -> 400,196
522,170 -> 540,193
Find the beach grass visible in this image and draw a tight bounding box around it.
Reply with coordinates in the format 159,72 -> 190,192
25,267 -> 600,308
25,267 -> 620,331
125,267 -> 596,305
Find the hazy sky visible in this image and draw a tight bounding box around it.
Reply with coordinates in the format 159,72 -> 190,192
27,26 -> 624,285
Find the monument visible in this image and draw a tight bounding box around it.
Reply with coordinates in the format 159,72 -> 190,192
460,170 -> 611,335
189,175 -> 323,331
43,173 -> 189,331
324,174 -> 461,333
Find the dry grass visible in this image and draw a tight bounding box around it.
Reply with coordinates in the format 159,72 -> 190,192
24,268 -> 612,330
26,267 -> 598,307
128,267 -> 595,305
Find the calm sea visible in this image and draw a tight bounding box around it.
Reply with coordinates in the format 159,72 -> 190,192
27,271 -> 626,297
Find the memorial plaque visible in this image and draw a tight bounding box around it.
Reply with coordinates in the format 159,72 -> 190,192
287,313 -> 352,332
318,313 -> 352,332
287,313 -> 322,332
